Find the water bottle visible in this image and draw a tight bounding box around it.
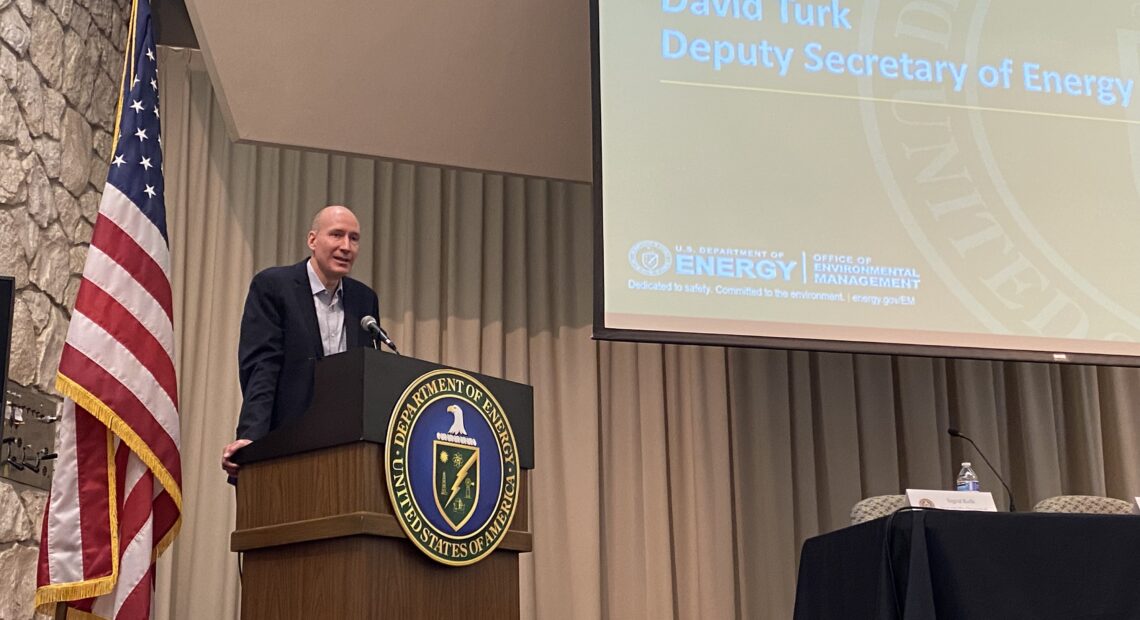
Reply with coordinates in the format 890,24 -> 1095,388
956,462 -> 980,492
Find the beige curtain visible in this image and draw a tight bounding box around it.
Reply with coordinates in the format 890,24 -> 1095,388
152,47 -> 1140,620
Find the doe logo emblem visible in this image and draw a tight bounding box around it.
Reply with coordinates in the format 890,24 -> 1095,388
385,369 -> 519,566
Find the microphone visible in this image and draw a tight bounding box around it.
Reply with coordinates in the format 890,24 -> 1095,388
947,428 -> 1016,512
360,316 -> 400,355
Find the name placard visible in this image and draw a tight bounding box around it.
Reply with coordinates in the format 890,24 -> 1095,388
906,489 -> 998,512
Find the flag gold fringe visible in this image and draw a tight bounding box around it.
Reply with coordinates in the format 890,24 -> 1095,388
56,372 -> 184,553
34,431 -> 120,612
108,0 -> 139,161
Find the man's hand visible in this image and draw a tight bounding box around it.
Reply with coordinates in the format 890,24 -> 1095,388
222,439 -> 253,477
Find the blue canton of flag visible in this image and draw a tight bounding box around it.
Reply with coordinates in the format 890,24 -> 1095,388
109,0 -> 167,242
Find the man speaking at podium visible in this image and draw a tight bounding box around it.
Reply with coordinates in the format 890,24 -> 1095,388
221,205 -> 380,478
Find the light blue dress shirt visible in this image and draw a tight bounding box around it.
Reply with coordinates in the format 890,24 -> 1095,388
306,260 -> 346,356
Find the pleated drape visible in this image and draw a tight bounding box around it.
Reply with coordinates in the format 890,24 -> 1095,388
153,47 -> 1140,620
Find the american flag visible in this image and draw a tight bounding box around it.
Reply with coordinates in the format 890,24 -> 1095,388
35,0 -> 182,617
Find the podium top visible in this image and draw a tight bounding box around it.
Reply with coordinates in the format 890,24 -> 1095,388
234,348 -> 535,468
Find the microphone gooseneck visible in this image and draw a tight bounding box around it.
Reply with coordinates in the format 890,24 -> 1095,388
946,428 -> 1016,512
360,316 -> 400,355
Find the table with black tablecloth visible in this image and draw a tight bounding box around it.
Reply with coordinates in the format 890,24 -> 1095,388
793,510 -> 1140,620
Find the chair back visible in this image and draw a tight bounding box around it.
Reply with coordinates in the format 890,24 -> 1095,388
850,494 -> 907,525
1032,495 -> 1133,515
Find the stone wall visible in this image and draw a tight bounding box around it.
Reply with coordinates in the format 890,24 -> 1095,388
0,479 -> 48,620
1,0 -> 128,615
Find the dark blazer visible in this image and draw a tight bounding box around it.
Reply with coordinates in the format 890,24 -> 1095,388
235,259 -> 380,441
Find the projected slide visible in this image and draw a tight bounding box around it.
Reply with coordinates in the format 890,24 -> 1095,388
596,0 -> 1140,361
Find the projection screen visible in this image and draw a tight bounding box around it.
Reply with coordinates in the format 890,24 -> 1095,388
593,0 -> 1140,364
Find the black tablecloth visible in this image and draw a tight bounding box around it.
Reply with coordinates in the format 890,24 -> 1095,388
793,510 -> 1140,620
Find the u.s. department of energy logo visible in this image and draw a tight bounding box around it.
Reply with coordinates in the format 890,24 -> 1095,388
385,369 -> 519,566
628,240 -> 672,276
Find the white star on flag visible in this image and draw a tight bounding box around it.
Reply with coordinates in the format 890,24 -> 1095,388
135,128 -> 148,141
111,154 -> 126,167
144,184 -> 156,198
146,48 -> 155,61
130,100 -> 145,113
140,157 -> 153,170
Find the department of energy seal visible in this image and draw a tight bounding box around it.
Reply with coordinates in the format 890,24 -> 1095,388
629,240 -> 673,276
385,369 -> 520,566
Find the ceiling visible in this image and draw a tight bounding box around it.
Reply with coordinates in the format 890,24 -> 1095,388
159,0 -> 592,182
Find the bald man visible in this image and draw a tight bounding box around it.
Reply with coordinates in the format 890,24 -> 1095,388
222,206 -> 380,477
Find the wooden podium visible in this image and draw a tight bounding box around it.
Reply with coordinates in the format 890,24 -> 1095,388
230,349 -> 534,619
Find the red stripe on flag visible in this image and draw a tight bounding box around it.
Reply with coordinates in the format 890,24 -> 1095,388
152,490 -> 178,544
36,504 -> 49,585
91,214 -> 174,321
58,346 -> 182,484
116,459 -> 156,620
114,443 -> 130,519
119,474 -> 154,556
75,408 -> 113,583
75,281 -> 178,406
117,565 -> 154,619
